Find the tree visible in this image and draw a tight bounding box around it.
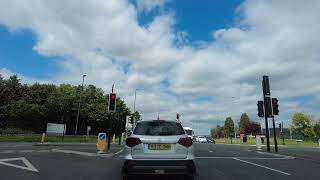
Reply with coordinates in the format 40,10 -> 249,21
239,113 -> 250,134
3,100 -> 48,133
0,73 -> 132,135
224,117 -> 234,138
313,120 -> 320,139
130,111 -> 141,124
216,125 -> 224,138
211,128 -> 217,138
289,125 -> 296,140
249,122 -> 261,136
292,113 -> 314,139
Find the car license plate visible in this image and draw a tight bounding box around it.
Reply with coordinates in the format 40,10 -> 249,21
149,144 -> 171,150
154,170 -> 165,174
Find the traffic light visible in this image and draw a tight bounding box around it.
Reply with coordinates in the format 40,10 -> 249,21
257,101 -> 264,117
264,97 -> 273,117
176,113 -> 180,120
272,98 -> 279,115
108,93 -> 116,112
278,123 -> 281,131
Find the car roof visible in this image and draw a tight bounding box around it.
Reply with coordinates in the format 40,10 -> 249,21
136,119 -> 179,123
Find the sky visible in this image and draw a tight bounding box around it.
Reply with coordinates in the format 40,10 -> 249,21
0,0 -> 320,135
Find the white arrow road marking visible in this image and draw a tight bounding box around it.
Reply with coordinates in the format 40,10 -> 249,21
0,157 -> 39,172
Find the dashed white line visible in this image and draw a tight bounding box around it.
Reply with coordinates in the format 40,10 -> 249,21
20,150 -> 35,153
0,150 -> 15,154
37,150 -> 52,153
233,158 -> 291,175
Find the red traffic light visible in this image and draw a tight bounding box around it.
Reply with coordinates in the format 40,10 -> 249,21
272,98 -> 278,104
111,94 -> 116,100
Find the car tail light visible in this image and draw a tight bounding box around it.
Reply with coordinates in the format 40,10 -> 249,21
126,137 -> 142,147
178,137 -> 193,147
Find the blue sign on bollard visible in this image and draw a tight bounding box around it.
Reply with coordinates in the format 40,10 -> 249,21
98,133 -> 106,140
97,132 -> 107,153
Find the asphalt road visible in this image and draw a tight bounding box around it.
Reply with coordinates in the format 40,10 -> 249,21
0,142 -> 319,180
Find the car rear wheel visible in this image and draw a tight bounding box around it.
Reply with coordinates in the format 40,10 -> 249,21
122,175 -> 130,180
184,175 -> 194,180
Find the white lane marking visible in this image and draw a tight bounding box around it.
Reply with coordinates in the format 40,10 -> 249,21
37,150 -> 51,153
233,158 -> 291,175
20,150 -> 35,153
196,157 -> 294,160
0,157 -> 39,172
51,149 -> 120,157
0,150 -> 15,153
256,151 -> 295,159
113,149 -> 123,156
208,150 -> 213,152
51,149 -> 96,157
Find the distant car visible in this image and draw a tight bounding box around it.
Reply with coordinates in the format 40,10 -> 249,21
122,120 -> 196,180
197,136 -> 207,143
206,137 -> 215,144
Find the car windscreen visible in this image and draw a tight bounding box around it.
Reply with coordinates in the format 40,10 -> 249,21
185,130 -> 193,135
133,121 -> 185,136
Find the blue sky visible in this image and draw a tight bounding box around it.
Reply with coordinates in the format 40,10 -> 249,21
0,26 -> 59,79
0,1 -> 243,80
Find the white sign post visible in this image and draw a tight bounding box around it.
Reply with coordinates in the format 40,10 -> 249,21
46,123 -> 66,136
256,135 -> 262,150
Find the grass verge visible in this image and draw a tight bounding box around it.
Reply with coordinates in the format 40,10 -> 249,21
0,134 -> 123,143
215,137 -> 319,148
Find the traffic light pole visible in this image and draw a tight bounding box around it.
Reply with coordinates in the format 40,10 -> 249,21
107,84 -> 115,150
262,76 -> 271,152
272,117 -> 278,152
264,106 -> 271,152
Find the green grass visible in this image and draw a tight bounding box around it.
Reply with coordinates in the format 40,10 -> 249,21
0,134 -> 124,143
215,137 -> 319,148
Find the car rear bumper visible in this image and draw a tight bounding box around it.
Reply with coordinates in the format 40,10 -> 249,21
122,160 -> 196,176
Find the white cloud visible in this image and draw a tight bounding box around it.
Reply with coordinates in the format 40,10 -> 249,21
1,0 -> 320,135
136,0 -> 167,13
0,68 -> 53,84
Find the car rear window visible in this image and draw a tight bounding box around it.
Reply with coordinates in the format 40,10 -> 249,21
185,130 -> 193,135
133,121 -> 185,136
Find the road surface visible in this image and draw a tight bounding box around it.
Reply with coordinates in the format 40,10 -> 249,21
0,142 -> 319,180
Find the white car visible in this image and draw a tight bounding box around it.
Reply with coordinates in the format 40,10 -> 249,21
122,120 -> 196,180
197,136 -> 207,143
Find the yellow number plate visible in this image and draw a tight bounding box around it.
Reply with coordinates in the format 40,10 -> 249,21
149,144 -> 171,150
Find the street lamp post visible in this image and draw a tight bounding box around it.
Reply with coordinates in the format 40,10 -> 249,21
133,89 -> 138,127
75,74 -> 86,135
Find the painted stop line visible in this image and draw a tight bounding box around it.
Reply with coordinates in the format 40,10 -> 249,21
0,157 -> 39,172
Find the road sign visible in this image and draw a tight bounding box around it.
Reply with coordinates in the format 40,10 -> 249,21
97,132 -> 107,153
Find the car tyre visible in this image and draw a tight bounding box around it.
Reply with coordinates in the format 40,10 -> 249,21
185,175 -> 194,180
122,175 -> 130,180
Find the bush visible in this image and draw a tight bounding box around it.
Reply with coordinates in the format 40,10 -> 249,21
0,128 -> 34,135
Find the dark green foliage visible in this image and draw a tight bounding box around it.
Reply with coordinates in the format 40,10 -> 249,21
0,74 -> 132,135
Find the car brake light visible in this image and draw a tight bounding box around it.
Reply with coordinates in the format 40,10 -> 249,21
178,137 -> 193,147
126,137 -> 142,147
